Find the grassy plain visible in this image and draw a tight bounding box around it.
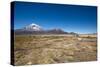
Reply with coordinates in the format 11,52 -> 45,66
14,34 -> 97,65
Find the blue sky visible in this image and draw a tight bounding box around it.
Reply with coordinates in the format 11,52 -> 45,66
13,1 -> 97,34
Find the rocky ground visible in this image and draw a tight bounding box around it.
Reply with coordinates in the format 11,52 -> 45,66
14,35 -> 97,65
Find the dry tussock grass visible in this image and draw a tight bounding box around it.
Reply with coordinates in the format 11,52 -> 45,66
14,35 -> 97,65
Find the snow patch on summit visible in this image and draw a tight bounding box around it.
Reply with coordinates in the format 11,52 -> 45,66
23,23 -> 43,31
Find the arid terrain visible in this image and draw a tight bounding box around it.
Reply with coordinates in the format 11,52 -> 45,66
14,34 -> 97,65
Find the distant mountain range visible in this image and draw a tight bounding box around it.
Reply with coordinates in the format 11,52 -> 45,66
14,23 -> 77,35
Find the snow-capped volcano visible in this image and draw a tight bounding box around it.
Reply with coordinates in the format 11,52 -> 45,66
15,23 -> 69,35
23,23 -> 43,31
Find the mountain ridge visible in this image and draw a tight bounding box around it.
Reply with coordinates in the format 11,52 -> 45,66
14,23 -> 77,35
